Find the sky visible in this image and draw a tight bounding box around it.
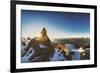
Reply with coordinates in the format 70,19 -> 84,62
21,10 -> 90,39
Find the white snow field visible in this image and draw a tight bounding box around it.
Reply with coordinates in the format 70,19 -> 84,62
21,39 -> 81,62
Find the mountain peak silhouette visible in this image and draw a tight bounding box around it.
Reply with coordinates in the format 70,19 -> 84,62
22,28 -> 54,62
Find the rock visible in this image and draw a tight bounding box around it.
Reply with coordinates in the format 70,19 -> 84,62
22,28 -> 54,62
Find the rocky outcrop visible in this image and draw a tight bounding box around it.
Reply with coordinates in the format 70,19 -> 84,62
22,28 -> 54,62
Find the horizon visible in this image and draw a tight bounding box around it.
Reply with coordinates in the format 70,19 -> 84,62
21,10 -> 90,39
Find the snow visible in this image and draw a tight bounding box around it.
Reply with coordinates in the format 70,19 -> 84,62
21,48 -> 34,63
65,44 -> 80,60
21,37 -> 29,50
65,44 -> 77,50
50,44 -> 81,61
39,44 -> 47,48
50,48 -> 67,61
72,51 -> 80,60
21,39 -> 81,62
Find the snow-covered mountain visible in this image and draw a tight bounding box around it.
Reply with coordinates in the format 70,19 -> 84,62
21,37 -> 31,57
21,28 -> 83,63
21,39 -> 81,63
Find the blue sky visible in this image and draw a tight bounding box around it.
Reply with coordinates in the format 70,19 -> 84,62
21,10 -> 90,39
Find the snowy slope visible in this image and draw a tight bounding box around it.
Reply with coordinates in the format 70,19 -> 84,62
21,38 -> 81,63
65,44 -> 80,60
50,48 -> 67,61
21,47 -> 34,63
50,44 -> 80,61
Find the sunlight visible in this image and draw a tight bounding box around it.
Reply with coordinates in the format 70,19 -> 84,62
78,47 -> 85,53
37,33 -> 42,38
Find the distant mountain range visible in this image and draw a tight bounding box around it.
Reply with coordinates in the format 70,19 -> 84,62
53,38 -> 90,48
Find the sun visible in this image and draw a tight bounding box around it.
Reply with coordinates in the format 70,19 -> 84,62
37,33 -> 42,38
